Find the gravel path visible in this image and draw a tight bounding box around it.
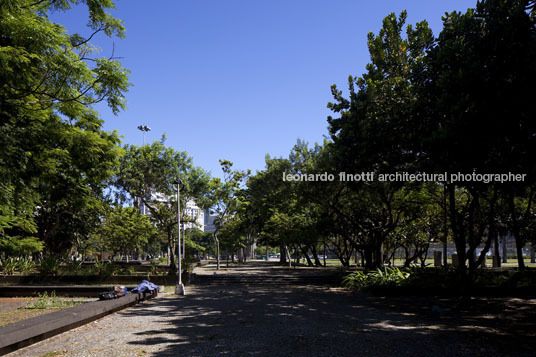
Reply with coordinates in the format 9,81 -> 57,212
8,285 -> 535,357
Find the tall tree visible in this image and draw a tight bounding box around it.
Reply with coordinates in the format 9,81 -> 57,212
96,206 -> 157,261
0,0 -> 129,255
326,11 -> 434,268
210,160 -> 250,270
417,0 -> 536,274
114,139 -> 211,272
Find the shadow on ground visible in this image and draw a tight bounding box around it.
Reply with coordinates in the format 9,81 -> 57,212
117,284 -> 536,356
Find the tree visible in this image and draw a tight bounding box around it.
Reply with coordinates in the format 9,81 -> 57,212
0,0 -> 130,256
244,154 -> 293,265
95,206 -> 157,261
114,138 -> 211,272
184,228 -> 213,259
210,160 -> 250,270
326,11 -> 434,268
244,141 -> 329,267
416,0 -> 536,275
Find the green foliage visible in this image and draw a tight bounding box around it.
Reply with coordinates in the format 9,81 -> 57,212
95,206 -> 157,256
0,257 -> 18,276
185,228 -> 212,252
25,291 -> 82,309
244,143 -> 325,266
204,160 -> 249,267
0,257 -> 36,275
119,266 -> 135,275
182,256 -> 199,274
149,259 -> 160,275
92,260 -> 118,277
0,0 -> 129,256
343,267 -> 411,291
474,273 -> 510,288
63,260 -> 84,275
17,257 -> 36,275
114,139 -> 212,271
38,255 -> 62,275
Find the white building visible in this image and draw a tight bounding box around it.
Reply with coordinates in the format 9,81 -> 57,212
183,200 -> 204,230
136,191 -> 208,232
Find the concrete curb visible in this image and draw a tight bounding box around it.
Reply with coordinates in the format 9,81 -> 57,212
0,275 -> 181,285
0,286 -> 136,298
0,291 -> 157,355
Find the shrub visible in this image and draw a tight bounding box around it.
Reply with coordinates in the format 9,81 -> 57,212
182,257 -> 199,274
93,261 -> 118,277
150,259 -> 160,275
63,260 -> 84,275
0,257 -> 18,276
343,267 -> 411,291
38,255 -> 62,275
17,257 -> 36,274
119,266 -> 135,275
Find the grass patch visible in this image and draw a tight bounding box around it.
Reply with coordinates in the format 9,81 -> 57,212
0,293 -> 89,327
25,291 -> 84,309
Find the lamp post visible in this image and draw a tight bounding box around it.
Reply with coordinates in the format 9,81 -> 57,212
137,125 -> 151,145
183,221 -> 186,261
137,125 -> 151,216
173,178 -> 185,295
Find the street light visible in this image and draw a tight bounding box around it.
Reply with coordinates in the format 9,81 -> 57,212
136,125 -> 151,215
137,125 -> 151,145
173,178 -> 185,295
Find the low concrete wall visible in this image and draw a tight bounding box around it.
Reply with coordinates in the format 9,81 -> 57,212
0,286 -> 135,298
0,291 -> 157,355
0,274 -> 182,286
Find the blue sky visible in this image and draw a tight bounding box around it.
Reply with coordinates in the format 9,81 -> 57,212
51,0 -> 475,178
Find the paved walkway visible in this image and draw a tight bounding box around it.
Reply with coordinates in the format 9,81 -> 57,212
192,260 -> 343,276
8,281 -> 535,357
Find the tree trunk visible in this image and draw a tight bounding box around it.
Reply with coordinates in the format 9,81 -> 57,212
494,233 -> 500,267
166,246 -> 170,266
448,184 -> 467,277
310,245 -> 321,267
364,248 -> 374,269
502,237 -> 508,263
515,238 -> 525,271
442,185 -> 448,266
509,195 -> 525,271
301,246 -> 314,266
280,245 -> 287,264
285,245 -> 292,268
372,233 -> 384,269
167,231 -> 177,274
214,233 -> 220,270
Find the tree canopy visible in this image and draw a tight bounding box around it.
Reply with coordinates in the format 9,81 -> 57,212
0,0 -> 129,257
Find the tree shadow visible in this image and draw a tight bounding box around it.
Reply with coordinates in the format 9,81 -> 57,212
118,285 -> 536,356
